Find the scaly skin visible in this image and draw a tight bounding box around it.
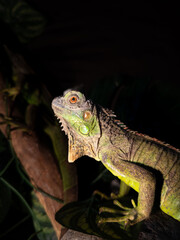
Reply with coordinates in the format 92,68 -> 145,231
52,89 -> 180,225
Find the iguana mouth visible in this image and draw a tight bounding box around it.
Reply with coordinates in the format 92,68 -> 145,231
51,97 -> 64,112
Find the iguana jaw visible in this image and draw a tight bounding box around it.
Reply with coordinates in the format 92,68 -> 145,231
51,99 -> 71,135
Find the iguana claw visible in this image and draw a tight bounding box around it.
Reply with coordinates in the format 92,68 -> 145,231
98,199 -> 140,226
93,190 -> 110,200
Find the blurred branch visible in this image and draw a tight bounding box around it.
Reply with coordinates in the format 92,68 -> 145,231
0,73 -> 63,238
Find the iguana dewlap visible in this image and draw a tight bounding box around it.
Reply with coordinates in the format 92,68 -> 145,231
52,89 -> 180,225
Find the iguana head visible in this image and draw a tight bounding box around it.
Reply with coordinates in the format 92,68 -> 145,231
52,90 -> 101,162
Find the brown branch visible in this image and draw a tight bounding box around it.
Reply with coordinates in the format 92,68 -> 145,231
0,73 -> 64,238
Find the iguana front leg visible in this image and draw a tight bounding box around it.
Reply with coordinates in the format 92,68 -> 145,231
100,155 -> 156,225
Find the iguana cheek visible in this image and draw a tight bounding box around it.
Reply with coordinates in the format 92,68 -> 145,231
80,124 -> 89,135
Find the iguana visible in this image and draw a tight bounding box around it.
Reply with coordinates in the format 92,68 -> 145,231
52,89 -> 180,225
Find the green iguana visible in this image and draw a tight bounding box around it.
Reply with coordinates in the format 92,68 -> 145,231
52,89 -> 180,225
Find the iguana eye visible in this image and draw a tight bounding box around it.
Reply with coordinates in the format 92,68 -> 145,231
69,95 -> 78,104
83,111 -> 91,120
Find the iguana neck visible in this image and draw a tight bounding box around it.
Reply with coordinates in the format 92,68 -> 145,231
66,105 -> 129,162
97,106 -> 131,160
98,106 -> 126,137
67,105 -> 101,162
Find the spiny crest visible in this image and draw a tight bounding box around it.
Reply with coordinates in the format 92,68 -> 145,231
55,114 -> 69,135
99,106 -> 127,129
99,106 -> 180,153
130,130 -> 180,153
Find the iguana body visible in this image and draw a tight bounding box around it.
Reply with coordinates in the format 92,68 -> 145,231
52,89 -> 180,225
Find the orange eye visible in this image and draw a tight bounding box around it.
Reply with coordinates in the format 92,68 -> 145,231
69,96 -> 78,104
83,111 -> 91,120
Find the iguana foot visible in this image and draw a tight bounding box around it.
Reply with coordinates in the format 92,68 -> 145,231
98,199 -> 144,226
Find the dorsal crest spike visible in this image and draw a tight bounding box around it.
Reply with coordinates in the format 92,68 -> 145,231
102,107 -> 116,117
